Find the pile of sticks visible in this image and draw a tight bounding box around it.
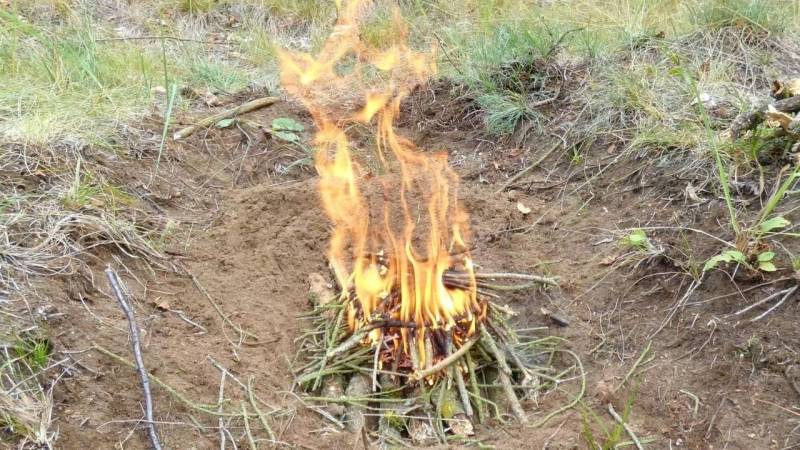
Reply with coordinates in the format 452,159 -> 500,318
294,268 -> 565,446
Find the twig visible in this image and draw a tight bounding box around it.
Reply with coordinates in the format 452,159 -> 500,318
452,365 -> 474,417
247,378 -> 276,442
445,271 -> 559,286
465,352 -> 485,423
93,344 -> 257,417
186,270 -> 258,342
728,94 -> 800,139
615,341 -> 652,392
495,141 -> 562,194
96,35 -> 231,45
241,403 -> 257,449
326,323 -> 382,359
531,349 -> 586,428
736,285 -> 798,321
174,96 -> 280,140
607,404 -> 644,450
479,326 -> 526,423
105,266 -> 163,450
217,371 -> 227,450
412,336 -> 479,380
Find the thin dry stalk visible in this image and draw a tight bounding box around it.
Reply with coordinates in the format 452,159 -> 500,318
174,97 -> 280,140
608,403 -> 644,450
105,267 -> 162,450
413,336 -> 478,381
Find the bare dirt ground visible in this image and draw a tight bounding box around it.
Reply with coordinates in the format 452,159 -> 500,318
30,83 -> 800,449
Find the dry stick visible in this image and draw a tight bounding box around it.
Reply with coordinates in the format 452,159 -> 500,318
447,333 -> 474,418
479,325 -> 527,423
424,332 -> 433,371
750,284 -> 798,322
453,365 -> 473,418
93,344 -> 258,417
445,271 -> 559,286
173,96 -> 280,140
413,336 -> 479,380
105,267 -> 163,450
241,402 -> 257,450
531,349 -> 586,428
217,371 -> 227,450
96,35 -> 231,45
247,378 -> 276,443
607,404 -> 644,450
495,141 -> 563,194
465,351 -> 485,423
729,94 -> 800,139
615,341 -> 652,393
188,272 -> 258,342
326,322 -> 383,359
735,285 -> 798,319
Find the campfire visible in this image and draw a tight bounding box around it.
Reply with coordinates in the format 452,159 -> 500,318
283,1 -> 564,444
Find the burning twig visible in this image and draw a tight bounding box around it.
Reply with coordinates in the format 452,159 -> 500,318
105,266 -> 163,450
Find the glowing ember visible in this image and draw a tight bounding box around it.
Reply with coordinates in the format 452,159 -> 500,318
278,1 -> 486,373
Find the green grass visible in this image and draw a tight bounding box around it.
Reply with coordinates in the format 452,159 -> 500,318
688,0 -> 796,36
13,334 -> 53,371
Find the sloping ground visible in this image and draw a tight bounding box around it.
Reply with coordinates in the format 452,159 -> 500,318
28,83 -> 799,449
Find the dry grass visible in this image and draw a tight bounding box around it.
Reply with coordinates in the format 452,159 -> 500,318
1,0 -> 799,446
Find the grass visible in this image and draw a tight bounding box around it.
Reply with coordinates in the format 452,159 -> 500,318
0,0 -> 798,446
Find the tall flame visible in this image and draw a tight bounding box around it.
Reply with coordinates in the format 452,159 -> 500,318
279,1 -> 483,369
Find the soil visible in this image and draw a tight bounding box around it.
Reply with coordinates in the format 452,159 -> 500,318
31,84 -> 800,449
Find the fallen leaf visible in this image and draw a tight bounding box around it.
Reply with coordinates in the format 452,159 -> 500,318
765,105 -> 796,132
599,254 -> 619,266
200,90 -> 221,107
771,78 -> 800,99
156,301 -> 171,311
516,201 -> 531,215
685,182 -> 703,203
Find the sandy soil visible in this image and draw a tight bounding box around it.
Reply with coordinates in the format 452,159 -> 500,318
33,85 -> 800,449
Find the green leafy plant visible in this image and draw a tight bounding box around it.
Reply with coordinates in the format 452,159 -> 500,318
619,229 -> 650,251
270,117 -> 305,142
703,249 -> 777,272
14,335 -> 52,371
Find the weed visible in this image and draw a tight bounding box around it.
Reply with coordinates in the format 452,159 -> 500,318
180,0 -> 218,13
580,384 -> 642,449
13,334 -> 52,371
688,0 -> 794,37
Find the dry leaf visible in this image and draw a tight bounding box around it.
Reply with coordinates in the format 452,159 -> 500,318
765,105 -> 796,132
155,301 -> 171,311
516,201 -> 531,215
599,254 -> 619,266
685,182 -> 703,203
771,78 -> 800,99
200,90 -> 221,107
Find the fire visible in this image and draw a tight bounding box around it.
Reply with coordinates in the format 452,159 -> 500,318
279,1 -> 485,372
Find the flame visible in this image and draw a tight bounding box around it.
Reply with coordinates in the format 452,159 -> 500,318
279,1 -> 483,370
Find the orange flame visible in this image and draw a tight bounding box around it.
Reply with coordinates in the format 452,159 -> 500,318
279,1 -> 482,370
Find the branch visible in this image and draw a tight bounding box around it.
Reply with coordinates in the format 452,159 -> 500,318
174,96 -> 280,140
728,94 -> 800,139
105,266 -> 163,450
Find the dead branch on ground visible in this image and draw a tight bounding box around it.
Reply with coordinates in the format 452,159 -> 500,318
105,266 -> 163,450
728,94 -> 800,139
174,96 -> 280,140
